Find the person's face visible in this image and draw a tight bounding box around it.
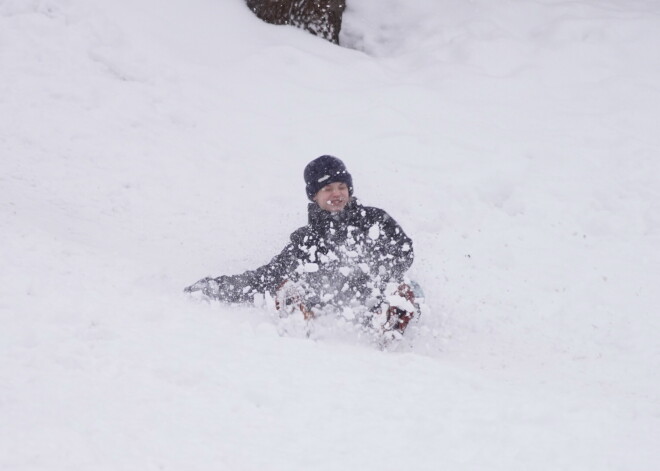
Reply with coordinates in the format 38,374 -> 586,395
313,181 -> 350,212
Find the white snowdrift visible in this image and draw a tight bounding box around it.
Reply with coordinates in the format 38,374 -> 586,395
1,0 -> 659,469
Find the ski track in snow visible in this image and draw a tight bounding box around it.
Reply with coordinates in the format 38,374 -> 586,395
1,0 -> 659,469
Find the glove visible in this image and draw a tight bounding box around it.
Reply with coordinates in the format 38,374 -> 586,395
183,276 -> 222,298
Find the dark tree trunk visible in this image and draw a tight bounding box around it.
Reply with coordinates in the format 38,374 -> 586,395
246,0 -> 346,44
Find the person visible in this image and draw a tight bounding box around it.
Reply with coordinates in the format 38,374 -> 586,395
185,155 -> 419,336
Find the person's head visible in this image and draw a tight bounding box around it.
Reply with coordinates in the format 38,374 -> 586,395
304,155 -> 353,212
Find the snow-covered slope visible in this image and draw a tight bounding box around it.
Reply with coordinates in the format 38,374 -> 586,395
1,0 -> 659,469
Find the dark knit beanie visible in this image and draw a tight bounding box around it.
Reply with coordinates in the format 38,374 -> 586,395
304,155 -> 353,201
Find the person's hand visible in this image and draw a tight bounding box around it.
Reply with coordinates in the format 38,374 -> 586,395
184,277 -> 221,298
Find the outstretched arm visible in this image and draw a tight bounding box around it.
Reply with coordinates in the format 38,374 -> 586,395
371,211 -> 414,282
184,242 -> 301,303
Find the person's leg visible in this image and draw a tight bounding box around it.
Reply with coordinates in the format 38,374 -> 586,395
275,280 -> 315,320
383,283 -> 419,334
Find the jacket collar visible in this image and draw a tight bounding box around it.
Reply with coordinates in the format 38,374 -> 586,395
307,197 -> 361,230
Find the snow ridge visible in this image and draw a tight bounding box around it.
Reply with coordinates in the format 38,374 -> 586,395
1,0 -> 659,469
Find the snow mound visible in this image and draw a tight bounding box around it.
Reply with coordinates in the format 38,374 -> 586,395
2,0 -> 659,469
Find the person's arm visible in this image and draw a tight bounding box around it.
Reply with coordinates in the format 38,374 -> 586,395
368,210 -> 414,282
184,231 -> 305,303
215,243 -> 301,302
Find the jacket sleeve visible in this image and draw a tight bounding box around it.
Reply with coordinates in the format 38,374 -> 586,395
369,209 -> 414,282
211,231 -> 304,303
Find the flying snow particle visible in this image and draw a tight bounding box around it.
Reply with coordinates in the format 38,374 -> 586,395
303,263 -> 319,273
368,223 -> 381,240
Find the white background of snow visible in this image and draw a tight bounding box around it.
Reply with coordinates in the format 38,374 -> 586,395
1,0 -> 659,469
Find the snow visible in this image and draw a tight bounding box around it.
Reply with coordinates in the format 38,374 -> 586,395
1,0 -> 659,469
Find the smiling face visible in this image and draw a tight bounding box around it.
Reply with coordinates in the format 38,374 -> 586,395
313,181 -> 350,212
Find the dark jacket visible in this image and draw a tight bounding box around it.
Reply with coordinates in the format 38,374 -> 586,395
212,198 -> 413,309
